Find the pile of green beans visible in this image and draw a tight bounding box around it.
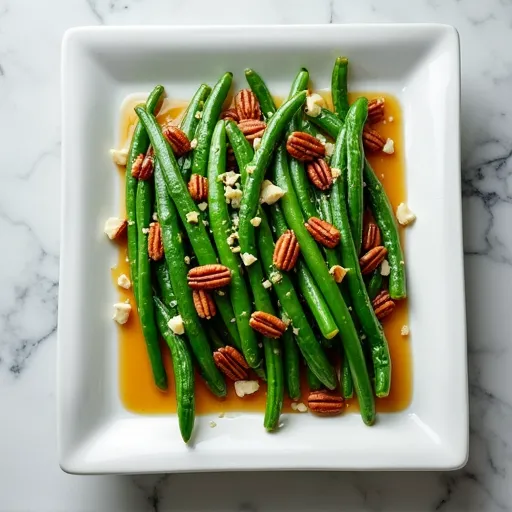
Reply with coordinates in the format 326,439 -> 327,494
113,58 -> 408,443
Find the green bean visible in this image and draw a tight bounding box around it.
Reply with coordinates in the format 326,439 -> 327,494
207,120 -> 261,368
366,269 -> 383,301
330,122 -> 391,397
154,297 -> 195,443
153,160 -> 226,397
345,97 -> 368,254
341,352 -> 353,399
281,310 -> 301,401
126,85 -> 164,299
258,211 -> 337,389
135,178 -> 167,390
135,106 -> 242,345
206,324 -> 225,350
178,84 -> 212,181
332,57 -> 350,121
307,107 -> 406,298
364,160 -> 407,299
307,365 -> 323,391
273,144 -> 375,425
238,91 -> 307,262
224,117 -> 284,430
155,259 -> 177,311
244,68 -> 277,120
190,72 -> 233,177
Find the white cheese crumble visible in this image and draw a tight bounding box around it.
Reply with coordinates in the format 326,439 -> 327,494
270,271 -> 282,284
250,217 -> 261,227
195,111 -> 203,119
141,227 -> 150,235
382,138 -> 395,154
380,259 -> 391,276
209,421 -> 217,428
396,203 -> 416,226
168,315 -> 185,335
292,327 -> 300,336
230,318 -> 236,323
184,256 -> 191,265
262,279 -> 272,289
197,202 -> 208,212
253,137 -> 262,151
246,165 -> 256,174
234,380 -> 260,398
112,302 -> 131,324
324,142 -> 335,157
104,217 -> 126,239
225,186 -> 243,208
296,403 -> 308,413
305,93 -> 324,117
281,314 -> 291,327
186,211 -> 199,224
190,138 -> 198,149
330,167 -> 341,180
260,180 -> 285,205
316,133 -> 327,145
232,213 -> 240,228
219,171 -> 240,186
329,265 -> 347,283
231,246 -> 241,253
388,116 -> 394,123
227,232 -> 239,246
117,274 -> 131,290
401,325 -> 410,336
110,147 -> 129,166
241,252 -> 257,266
152,212 -> 158,221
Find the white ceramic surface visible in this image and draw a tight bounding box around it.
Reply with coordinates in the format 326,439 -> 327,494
2,0 -> 511,509
59,24 -> 466,474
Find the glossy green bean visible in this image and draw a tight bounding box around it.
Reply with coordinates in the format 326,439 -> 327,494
281,310 -> 301,401
366,269 -> 383,301
244,68 -> 277,120
332,57 -> 350,121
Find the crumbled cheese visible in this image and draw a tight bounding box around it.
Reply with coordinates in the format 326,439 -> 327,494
227,232 -> 239,246
296,403 -> 308,413
104,217 -> 126,239
316,133 -> 327,145
388,116 -> 394,123
225,186 -> 243,208
190,138 -> 198,149
232,213 -> 240,228
231,246 -> 241,253
331,167 -> 341,180
401,325 -> 410,336
112,302 -> 131,324
202,219 -> 209,227
241,252 -> 257,266
253,137 -> 262,151
184,256 -> 191,264
169,300 -> 178,308
117,274 -> 131,290
218,412 -> 225,418
209,421 -> 217,428
128,220 -> 135,226
281,314 -> 291,327
292,327 -> 300,336
110,147 -> 129,166
186,211 -> 200,224
198,202 -> 208,212
396,203 -> 416,226
291,402 -> 298,411
285,291 -> 291,297
382,138 -> 395,154
167,315 -> 185,335
230,318 -> 236,323
270,271 -> 282,284
305,93 -> 324,117
195,111 -> 203,119
260,180 -> 285,205
324,142 -> 335,157
141,227 -> 150,235
217,290 -> 225,296
262,279 -> 272,289
267,112 -> 274,118
250,217 -> 261,227
234,380 -> 260,398
219,171 -> 240,186
246,165 -> 256,174
380,259 -> 391,276
329,265 -> 347,283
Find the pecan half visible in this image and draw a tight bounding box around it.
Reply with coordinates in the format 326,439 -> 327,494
249,311 -> 287,339
359,246 -> 387,274
286,132 -> 325,162
131,153 -> 146,179
148,222 -> 164,261
273,230 -> 300,271
372,290 -> 395,321
235,89 -> 261,121
134,146 -> 155,180
163,125 -> 191,156
213,346 -> 249,381
362,222 -> 382,252
238,119 -> 266,141
306,158 -> 333,191
192,289 -> 216,319
221,108 -> 240,124
187,264 -> 232,290
188,173 -> 208,202
367,98 -> 385,124
308,390 -> 344,415
304,217 -> 340,248
363,127 -> 386,152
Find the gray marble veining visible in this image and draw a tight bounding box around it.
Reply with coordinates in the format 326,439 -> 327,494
0,0 -> 511,510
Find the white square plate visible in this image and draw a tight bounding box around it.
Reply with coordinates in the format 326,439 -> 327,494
59,24 -> 467,474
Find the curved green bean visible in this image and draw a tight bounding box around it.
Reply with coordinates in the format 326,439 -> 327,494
366,269 -> 383,301
332,57 -> 350,121
307,365 -> 323,391
244,68 -> 277,120
154,297 -> 195,443
155,259 -> 177,311
307,107 -> 342,139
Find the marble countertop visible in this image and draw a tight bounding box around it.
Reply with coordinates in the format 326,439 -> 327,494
1,0 -> 511,510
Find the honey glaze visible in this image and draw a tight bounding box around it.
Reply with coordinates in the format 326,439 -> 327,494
113,91 -> 411,416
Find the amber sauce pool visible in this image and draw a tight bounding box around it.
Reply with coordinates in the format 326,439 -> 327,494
113,92 -> 412,416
